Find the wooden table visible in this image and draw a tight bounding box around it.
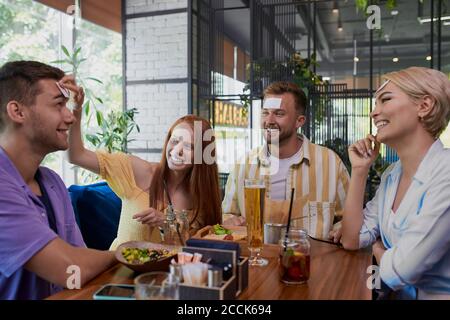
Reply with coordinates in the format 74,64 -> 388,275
47,239 -> 372,300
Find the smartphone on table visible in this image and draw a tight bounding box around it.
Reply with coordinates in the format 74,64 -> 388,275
93,284 -> 136,300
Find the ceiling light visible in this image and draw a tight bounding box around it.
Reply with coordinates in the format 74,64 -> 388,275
426,56 -> 432,61
354,57 -> 359,62
332,1 -> 339,13
393,57 -> 399,62
338,19 -> 343,32
418,16 -> 450,23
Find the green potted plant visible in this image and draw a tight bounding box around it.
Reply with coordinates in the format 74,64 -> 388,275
355,0 -> 397,13
240,52 -> 326,116
85,107 -> 140,153
288,52 -> 326,96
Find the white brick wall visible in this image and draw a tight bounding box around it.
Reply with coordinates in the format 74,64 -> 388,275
126,14 -> 188,81
125,0 -> 189,159
126,0 -> 188,15
125,81 -> 188,150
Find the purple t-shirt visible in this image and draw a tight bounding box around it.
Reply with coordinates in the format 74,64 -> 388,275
0,148 -> 85,300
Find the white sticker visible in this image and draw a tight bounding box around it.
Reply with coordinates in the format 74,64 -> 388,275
375,80 -> 390,95
56,82 -> 70,98
263,97 -> 282,109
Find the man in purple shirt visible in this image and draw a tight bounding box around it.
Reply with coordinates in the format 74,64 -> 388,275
0,61 -> 116,299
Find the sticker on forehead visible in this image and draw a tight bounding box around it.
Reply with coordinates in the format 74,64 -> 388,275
56,82 -> 70,99
375,80 -> 390,96
263,97 -> 282,109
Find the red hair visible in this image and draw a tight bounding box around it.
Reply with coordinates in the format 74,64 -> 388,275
149,115 -> 222,230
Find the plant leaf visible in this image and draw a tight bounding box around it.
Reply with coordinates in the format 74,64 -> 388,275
96,110 -> 103,126
50,59 -> 67,64
387,0 -> 397,10
84,101 -> 90,116
73,47 -> 82,59
61,45 -> 71,58
86,77 -> 103,84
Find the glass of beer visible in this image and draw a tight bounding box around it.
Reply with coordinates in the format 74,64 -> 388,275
244,179 -> 268,266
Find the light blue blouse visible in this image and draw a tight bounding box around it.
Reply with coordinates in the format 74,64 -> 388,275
360,139 -> 450,297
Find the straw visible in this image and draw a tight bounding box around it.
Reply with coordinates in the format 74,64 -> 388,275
283,188 -> 295,252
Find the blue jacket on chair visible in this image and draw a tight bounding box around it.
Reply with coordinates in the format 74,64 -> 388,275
69,182 -> 121,250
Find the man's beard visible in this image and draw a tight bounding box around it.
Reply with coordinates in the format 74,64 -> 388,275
29,114 -> 65,154
265,127 -> 295,145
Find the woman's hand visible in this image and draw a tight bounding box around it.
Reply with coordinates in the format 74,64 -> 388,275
372,239 -> 386,265
348,134 -> 381,171
328,227 -> 343,244
58,75 -> 85,118
133,208 -> 165,227
223,215 -> 246,226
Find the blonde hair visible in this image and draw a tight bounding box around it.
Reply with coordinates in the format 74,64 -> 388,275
382,67 -> 450,139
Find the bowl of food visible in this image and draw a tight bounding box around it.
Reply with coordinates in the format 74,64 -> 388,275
115,241 -> 180,273
194,224 -> 247,241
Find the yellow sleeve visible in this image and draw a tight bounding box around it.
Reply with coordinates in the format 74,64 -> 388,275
95,150 -> 137,199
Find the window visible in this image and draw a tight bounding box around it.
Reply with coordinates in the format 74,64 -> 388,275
0,0 -> 122,185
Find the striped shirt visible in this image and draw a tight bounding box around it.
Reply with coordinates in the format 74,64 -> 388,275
222,134 -> 350,239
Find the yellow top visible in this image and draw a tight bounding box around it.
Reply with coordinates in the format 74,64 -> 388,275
96,151 -> 162,250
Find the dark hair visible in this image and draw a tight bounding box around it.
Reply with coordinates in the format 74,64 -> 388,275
263,81 -> 307,115
0,61 -> 65,132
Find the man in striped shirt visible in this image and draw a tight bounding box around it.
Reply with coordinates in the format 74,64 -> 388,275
222,81 -> 350,240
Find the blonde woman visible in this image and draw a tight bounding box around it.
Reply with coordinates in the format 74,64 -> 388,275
339,67 -> 450,299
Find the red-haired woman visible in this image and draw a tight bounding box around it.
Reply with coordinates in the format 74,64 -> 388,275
68,99 -> 221,249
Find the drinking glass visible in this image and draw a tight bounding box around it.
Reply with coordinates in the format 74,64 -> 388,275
134,272 -> 179,300
279,228 -> 311,285
244,179 -> 268,266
